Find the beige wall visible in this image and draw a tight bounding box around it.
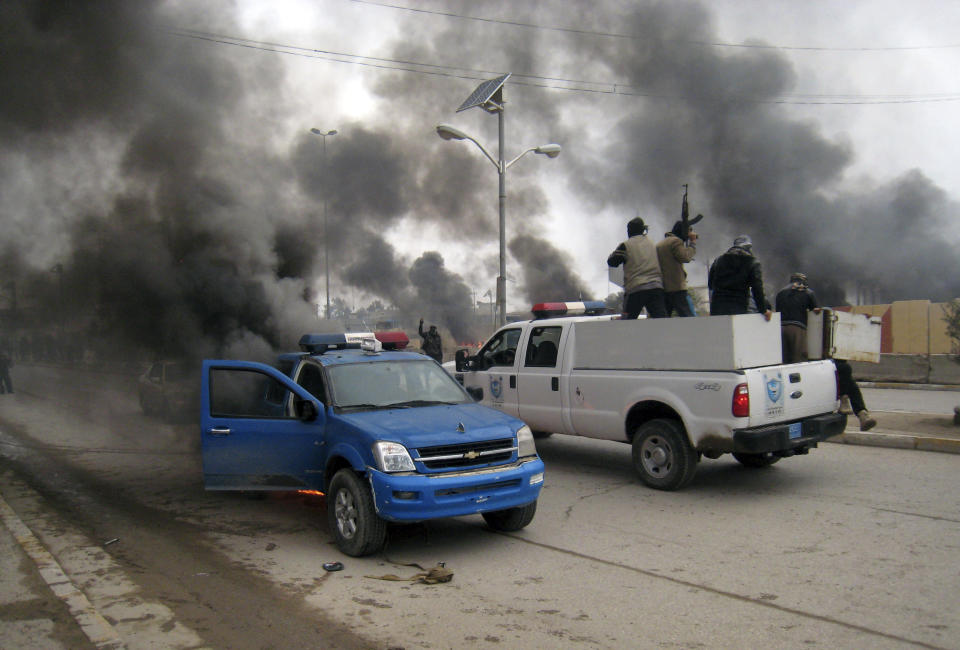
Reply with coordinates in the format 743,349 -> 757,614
842,300 -> 955,355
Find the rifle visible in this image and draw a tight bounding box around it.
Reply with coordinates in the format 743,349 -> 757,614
679,184 -> 703,244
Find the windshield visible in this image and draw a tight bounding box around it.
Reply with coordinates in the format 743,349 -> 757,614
327,359 -> 470,410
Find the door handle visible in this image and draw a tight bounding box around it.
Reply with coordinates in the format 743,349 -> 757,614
510,375 -> 516,389
551,377 -> 559,391
209,427 -> 231,436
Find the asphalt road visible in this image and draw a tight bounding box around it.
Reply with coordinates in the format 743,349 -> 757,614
1,365 -> 959,649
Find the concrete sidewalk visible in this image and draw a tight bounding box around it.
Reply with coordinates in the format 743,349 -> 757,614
828,409 -> 960,454
0,489 -> 114,649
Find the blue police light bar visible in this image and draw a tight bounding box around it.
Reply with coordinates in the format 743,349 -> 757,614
299,331 -> 410,354
532,301 -> 609,319
299,333 -> 361,354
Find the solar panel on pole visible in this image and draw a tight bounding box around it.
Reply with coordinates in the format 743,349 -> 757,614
456,73 -> 511,113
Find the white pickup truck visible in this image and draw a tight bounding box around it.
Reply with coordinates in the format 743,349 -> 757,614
452,305 -> 848,490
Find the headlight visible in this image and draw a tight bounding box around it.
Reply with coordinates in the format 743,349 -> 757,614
517,425 -> 537,458
373,441 -> 416,472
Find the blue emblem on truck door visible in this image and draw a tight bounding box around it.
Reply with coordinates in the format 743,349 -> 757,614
766,375 -> 782,402
490,376 -> 503,400
764,371 -> 784,417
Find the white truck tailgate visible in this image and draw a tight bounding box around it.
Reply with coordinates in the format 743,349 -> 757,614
746,361 -> 837,427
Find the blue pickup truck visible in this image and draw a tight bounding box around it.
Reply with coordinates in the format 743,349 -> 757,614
200,332 -> 544,556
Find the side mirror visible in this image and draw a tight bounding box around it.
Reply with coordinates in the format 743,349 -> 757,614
455,349 -> 472,372
466,386 -> 483,401
295,398 -> 321,422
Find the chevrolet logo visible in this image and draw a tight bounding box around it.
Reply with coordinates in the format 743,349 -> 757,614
464,450 -> 480,460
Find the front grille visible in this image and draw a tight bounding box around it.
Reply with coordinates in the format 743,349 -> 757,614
435,479 -> 521,497
415,438 -> 515,470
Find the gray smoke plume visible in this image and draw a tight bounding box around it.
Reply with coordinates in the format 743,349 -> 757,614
2,0 -> 958,371
0,1 -> 324,362
509,234 -> 594,304
375,0 -> 959,304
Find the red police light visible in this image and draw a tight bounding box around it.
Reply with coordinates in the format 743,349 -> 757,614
375,331 -> 409,350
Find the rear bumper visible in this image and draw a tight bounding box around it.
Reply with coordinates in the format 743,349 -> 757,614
369,458 -> 545,522
733,412 -> 847,454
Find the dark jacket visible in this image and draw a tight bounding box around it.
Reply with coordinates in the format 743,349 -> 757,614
418,322 -> 442,362
708,246 -> 770,314
776,285 -> 818,328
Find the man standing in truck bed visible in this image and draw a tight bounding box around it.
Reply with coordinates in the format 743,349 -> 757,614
656,221 -> 698,317
775,272 -> 820,363
708,235 -> 772,320
607,217 -> 667,319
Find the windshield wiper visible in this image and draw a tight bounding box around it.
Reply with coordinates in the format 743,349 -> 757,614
340,403 -> 382,410
383,399 -> 457,408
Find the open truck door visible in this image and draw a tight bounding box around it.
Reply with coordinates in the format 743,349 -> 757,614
200,360 -> 326,491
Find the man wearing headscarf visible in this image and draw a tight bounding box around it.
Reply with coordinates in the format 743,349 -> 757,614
775,272 -> 820,363
656,221 -> 698,317
607,217 -> 667,319
708,235 -> 772,320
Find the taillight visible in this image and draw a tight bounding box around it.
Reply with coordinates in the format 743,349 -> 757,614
732,383 -> 750,417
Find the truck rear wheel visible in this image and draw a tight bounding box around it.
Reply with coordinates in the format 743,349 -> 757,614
327,469 -> 387,557
482,501 -> 537,531
733,452 -> 781,468
631,419 -> 697,490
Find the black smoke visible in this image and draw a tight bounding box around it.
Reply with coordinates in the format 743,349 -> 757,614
3,0 -> 958,371
509,234 -> 594,304
374,0 -> 959,304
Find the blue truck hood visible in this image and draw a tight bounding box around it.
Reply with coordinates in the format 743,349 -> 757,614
338,403 -> 523,448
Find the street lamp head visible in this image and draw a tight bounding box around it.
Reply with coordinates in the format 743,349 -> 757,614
310,128 -> 338,136
436,123 -> 469,141
535,143 -> 562,158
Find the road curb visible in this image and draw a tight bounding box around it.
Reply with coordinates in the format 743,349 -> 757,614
826,432 -> 960,454
858,381 -> 960,392
0,492 -> 124,649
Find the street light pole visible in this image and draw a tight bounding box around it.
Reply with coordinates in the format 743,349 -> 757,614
310,128 -> 337,319
497,108 -> 506,328
436,122 -> 561,327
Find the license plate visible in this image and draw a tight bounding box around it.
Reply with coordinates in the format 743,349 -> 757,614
789,422 -> 802,439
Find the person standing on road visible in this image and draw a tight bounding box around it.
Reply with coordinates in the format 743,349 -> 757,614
0,348 -> 13,394
607,217 -> 668,319
775,272 -> 821,363
418,319 -> 443,363
708,235 -> 772,319
656,221 -> 698,317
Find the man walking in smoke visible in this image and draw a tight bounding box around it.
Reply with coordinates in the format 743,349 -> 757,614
0,346 -> 13,394
607,217 -> 668,319
418,318 -> 443,363
708,235 -> 772,320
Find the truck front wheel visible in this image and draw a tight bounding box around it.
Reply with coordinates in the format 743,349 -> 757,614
733,452 -> 781,468
482,501 -> 537,532
631,419 -> 698,490
327,469 -> 387,557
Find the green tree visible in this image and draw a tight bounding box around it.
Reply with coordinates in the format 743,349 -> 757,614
943,298 -> 960,357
